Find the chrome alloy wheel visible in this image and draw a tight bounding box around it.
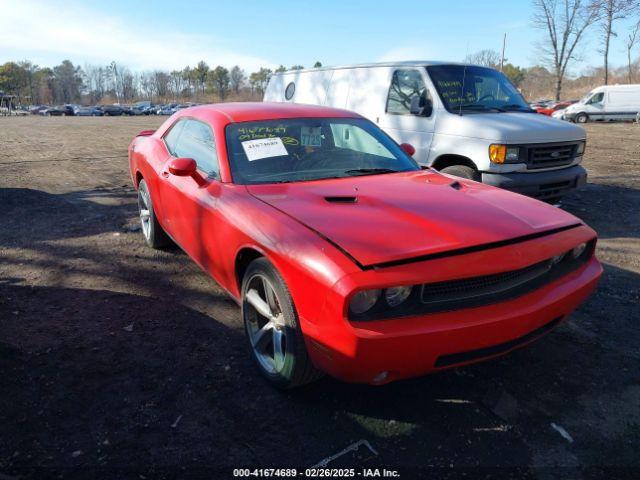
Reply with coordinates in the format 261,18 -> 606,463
138,188 -> 151,241
244,274 -> 287,374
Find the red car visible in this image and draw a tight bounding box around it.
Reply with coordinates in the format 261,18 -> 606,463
535,101 -> 574,116
128,103 -> 602,388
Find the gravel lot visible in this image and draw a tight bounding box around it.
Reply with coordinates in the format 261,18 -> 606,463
0,116 -> 639,479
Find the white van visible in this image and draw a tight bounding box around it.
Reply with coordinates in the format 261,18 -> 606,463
264,61 -> 588,202
562,84 -> 640,123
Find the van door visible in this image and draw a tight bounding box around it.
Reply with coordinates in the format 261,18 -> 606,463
378,69 -> 435,165
585,91 -> 605,120
325,70 -> 351,108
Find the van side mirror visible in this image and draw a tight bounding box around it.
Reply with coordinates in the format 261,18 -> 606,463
410,96 -> 432,117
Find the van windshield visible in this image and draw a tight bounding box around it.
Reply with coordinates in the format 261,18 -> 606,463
225,117 -> 419,184
427,65 -> 532,113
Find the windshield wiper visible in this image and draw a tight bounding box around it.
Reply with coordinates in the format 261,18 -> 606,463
458,104 -> 505,113
344,168 -> 400,176
501,104 -> 536,113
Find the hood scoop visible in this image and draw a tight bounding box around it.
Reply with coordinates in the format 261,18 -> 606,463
325,195 -> 358,204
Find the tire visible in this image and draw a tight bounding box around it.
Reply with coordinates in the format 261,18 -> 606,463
575,113 -> 588,124
241,258 -> 323,389
137,179 -> 171,249
440,164 -> 481,181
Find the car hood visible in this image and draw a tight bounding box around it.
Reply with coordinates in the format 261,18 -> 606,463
246,171 -> 582,268
436,111 -> 585,143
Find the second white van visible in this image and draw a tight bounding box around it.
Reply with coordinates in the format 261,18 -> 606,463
562,84 -> 640,123
264,61 -> 588,203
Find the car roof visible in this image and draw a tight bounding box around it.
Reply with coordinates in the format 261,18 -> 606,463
183,102 -> 362,124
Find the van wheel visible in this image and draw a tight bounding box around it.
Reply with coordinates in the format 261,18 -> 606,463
575,113 -> 588,124
440,165 -> 480,182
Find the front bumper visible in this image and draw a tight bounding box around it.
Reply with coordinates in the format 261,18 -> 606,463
481,164 -> 587,201
302,250 -> 601,384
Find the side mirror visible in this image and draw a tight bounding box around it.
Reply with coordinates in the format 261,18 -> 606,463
400,143 -> 416,157
410,96 -> 433,117
168,157 -> 197,177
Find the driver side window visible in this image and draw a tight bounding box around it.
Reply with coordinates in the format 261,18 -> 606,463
386,69 -> 430,115
587,92 -> 604,104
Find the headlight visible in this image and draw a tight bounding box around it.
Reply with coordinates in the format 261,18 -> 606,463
576,141 -> 586,155
551,252 -> 566,265
489,144 -> 520,164
349,289 -> 381,315
572,242 -> 587,259
384,286 -> 412,307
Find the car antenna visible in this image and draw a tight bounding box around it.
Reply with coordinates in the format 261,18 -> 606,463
458,64 -> 468,117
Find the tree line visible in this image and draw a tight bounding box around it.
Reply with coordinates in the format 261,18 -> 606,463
0,60 -> 323,106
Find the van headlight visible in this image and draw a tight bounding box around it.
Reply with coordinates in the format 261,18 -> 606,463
489,144 -> 520,164
576,141 -> 586,155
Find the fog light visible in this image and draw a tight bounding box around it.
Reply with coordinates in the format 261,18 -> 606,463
349,289 -> 381,315
572,242 -> 587,259
384,286 -> 412,307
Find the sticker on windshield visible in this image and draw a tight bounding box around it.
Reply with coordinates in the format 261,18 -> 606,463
301,126 -> 322,147
241,137 -> 288,161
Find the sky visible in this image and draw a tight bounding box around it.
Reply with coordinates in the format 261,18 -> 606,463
1,0 -> 638,75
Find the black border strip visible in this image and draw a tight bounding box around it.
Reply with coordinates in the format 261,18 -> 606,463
435,316 -> 563,367
362,223 -> 582,270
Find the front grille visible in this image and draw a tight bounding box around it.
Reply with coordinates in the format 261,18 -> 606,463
420,260 -> 552,305
526,142 -> 577,169
349,239 -> 595,321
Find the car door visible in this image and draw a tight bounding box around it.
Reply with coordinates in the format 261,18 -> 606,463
378,69 -> 435,165
159,118 -> 222,263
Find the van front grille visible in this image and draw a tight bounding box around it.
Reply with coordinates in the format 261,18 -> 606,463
526,142 -> 578,169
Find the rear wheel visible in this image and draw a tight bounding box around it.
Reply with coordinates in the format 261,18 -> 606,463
241,258 -> 322,389
575,113 -> 588,124
137,179 -> 171,249
440,164 -> 480,181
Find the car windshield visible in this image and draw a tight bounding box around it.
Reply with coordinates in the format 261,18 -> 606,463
427,65 -> 532,113
225,117 -> 419,185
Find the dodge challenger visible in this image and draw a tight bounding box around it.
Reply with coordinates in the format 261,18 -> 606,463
128,103 -> 602,388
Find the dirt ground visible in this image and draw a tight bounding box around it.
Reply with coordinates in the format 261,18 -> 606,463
0,116 -> 639,479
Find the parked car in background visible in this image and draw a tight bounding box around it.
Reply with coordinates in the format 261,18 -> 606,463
535,101 -> 575,116
100,105 -> 124,116
42,106 -> 66,116
128,102 -> 601,388
74,106 -> 103,116
157,104 -> 177,115
266,62 -> 588,203
563,84 -> 640,123
29,105 -> 49,115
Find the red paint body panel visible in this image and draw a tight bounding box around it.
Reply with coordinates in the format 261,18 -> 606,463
128,102 -> 602,384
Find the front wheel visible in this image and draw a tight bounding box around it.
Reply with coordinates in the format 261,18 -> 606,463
440,164 -> 481,181
575,113 -> 588,124
242,258 -> 322,389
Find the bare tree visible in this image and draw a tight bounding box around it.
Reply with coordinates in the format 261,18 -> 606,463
464,49 -> 501,67
533,0 -> 600,100
595,0 -> 638,84
626,19 -> 640,82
